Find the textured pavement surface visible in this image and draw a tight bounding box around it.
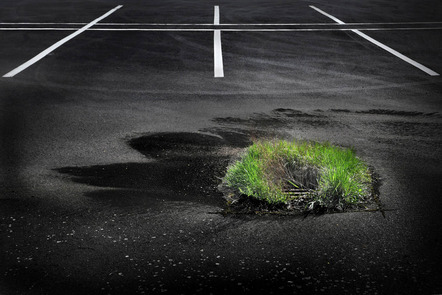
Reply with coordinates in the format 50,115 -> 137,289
1,0 -> 442,294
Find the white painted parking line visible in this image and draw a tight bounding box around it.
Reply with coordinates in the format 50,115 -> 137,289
3,21 -> 442,26
214,6 -> 220,26
0,28 -> 214,31
310,5 -> 439,77
2,27 -> 442,32
2,6 -> 439,79
2,5 -> 123,78
216,27 -> 442,31
310,6 -> 345,25
214,30 -> 224,77
351,30 -> 440,76
214,6 -> 224,78
0,28 -> 84,31
211,22 -> 442,26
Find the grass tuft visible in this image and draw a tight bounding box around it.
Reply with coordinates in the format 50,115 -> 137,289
222,139 -> 373,211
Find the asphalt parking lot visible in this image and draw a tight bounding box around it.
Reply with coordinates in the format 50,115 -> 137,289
1,0 -> 442,294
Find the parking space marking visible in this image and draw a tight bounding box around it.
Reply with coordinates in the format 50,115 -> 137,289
351,30 -> 440,76
2,27 -> 442,32
2,5 -> 123,78
207,22 -> 442,26
214,6 -> 224,78
214,27 -> 442,31
310,6 -> 345,25
310,5 -> 440,77
2,6 -> 439,78
214,6 -> 220,26
0,28 -> 213,31
3,21 -> 442,26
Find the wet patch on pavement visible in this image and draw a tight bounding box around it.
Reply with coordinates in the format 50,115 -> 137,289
56,132 -> 251,209
329,108 -> 441,117
354,109 -> 441,117
213,108 -> 344,131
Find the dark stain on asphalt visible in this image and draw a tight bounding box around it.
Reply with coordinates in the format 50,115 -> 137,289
329,109 -> 352,113
355,109 -> 438,117
272,108 -> 324,118
213,108 -> 341,130
329,108 -> 441,118
128,132 -> 248,159
57,131 -> 250,208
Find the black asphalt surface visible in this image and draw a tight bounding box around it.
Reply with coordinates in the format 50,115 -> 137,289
1,0 -> 442,294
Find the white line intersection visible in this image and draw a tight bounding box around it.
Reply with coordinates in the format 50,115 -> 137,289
1,5 -> 440,78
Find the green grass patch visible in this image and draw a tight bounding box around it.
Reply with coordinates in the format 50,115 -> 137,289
222,139 -> 374,211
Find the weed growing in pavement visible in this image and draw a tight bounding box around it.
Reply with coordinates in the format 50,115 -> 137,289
221,140 -> 374,212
